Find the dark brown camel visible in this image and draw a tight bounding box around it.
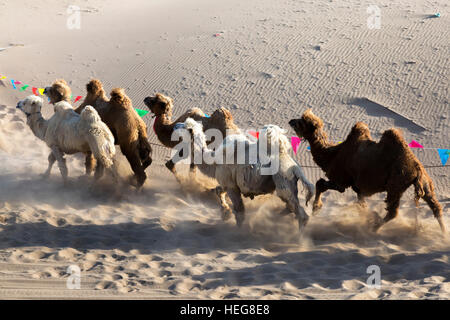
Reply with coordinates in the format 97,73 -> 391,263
289,110 -> 445,233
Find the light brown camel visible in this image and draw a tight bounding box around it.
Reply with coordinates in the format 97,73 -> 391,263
74,80 -> 152,188
289,110 -> 445,233
143,93 -> 240,181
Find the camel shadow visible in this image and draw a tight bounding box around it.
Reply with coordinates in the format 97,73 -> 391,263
190,248 -> 450,291
0,219 -> 262,255
349,97 -> 427,134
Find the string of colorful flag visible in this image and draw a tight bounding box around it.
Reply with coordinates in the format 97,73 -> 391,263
0,74 -> 150,117
2,74 -> 448,166
247,134 -> 449,166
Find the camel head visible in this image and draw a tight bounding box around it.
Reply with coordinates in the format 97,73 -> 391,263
44,79 -> 72,104
288,109 -> 324,139
17,95 -> 43,117
143,93 -> 173,117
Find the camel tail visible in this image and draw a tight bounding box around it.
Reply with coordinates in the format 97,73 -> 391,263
413,165 -> 426,207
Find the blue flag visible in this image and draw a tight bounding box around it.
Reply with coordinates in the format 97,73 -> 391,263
437,149 -> 450,166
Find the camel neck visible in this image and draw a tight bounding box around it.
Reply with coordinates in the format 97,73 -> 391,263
153,114 -> 177,148
306,129 -> 336,172
26,112 -> 48,141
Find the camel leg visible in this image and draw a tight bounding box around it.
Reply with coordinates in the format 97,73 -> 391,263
50,146 -> 68,185
42,152 -> 56,179
123,148 -> 146,189
313,178 -> 345,215
94,162 -> 105,181
278,190 -> 309,232
85,152 -> 95,176
373,191 -> 402,232
422,184 -> 446,233
226,188 -> 245,227
214,186 -> 232,221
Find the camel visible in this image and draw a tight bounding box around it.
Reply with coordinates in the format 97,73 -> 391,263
181,118 -> 314,230
16,95 -> 116,184
143,93 -> 240,181
44,79 -> 96,176
289,110 -> 445,233
62,79 -> 152,189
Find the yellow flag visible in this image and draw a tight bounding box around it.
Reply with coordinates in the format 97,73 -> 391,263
38,88 -> 45,95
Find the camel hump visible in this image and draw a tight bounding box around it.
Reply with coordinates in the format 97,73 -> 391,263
211,107 -> 234,122
380,128 -> 406,146
80,105 -> 102,123
86,79 -> 103,94
348,122 -> 372,140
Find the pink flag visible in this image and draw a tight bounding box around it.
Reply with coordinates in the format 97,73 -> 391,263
14,80 -> 22,85
408,140 -> 424,148
74,96 -> 82,103
291,136 -> 302,154
249,131 -> 259,139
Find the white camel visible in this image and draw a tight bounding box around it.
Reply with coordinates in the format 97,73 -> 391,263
182,118 -> 314,231
17,95 -> 116,184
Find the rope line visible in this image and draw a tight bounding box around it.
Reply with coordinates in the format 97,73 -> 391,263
147,140 -> 448,169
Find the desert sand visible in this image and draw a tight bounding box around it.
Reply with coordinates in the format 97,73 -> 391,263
0,0 -> 448,299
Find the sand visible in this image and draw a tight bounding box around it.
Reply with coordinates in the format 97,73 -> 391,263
0,0 -> 449,299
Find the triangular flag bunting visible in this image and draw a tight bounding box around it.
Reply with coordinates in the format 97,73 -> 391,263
204,113 -> 210,118
19,84 -> 29,92
38,88 -> 45,95
437,149 -> 450,166
74,96 -> 82,103
11,79 -> 16,89
291,136 -> 302,154
135,108 -> 149,117
408,140 -> 423,148
32,87 -> 38,96
249,131 -> 259,139
14,80 -> 22,85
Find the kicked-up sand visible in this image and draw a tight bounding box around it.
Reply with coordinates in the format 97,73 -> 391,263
0,0 -> 448,299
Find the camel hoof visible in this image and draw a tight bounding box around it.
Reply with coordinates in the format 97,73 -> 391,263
312,203 -> 322,216
298,216 -> 309,232
221,210 -> 232,221
40,173 -> 50,180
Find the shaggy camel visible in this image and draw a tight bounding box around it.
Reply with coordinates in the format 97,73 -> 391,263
44,79 -> 96,176
289,110 -> 445,233
182,118 -> 314,230
17,96 -> 116,184
143,93 -> 240,181
72,79 -> 152,188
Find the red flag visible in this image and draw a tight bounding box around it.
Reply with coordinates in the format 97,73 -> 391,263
32,87 -> 39,96
408,140 -> 423,148
291,136 -> 302,154
74,96 -> 82,103
249,131 -> 259,139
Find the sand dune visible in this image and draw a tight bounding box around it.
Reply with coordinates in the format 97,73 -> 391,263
0,0 -> 449,299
